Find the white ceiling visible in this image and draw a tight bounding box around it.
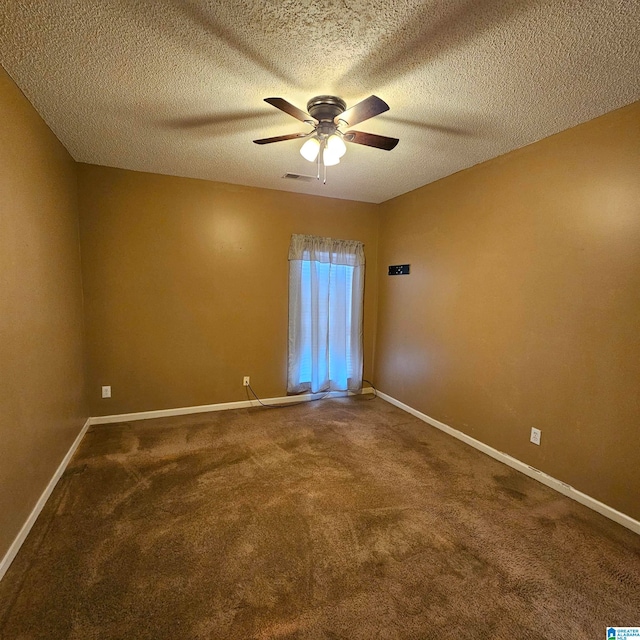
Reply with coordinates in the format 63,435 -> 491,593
1,1 -> 639,203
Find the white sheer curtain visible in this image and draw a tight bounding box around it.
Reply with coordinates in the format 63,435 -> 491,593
288,234 -> 365,394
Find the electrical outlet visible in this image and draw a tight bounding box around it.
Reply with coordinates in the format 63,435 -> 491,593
530,427 -> 541,445
101,385 -> 111,399
243,376 -> 250,387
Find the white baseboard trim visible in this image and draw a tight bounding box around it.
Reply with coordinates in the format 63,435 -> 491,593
376,390 -> 640,536
90,387 -> 375,426
0,417 -> 92,582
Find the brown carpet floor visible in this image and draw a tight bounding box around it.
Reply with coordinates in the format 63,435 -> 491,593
1,396 -> 639,639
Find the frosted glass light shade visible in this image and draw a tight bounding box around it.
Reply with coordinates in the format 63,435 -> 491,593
323,149 -> 340,166
326,134 -> 347,158
300,137 -> 320,162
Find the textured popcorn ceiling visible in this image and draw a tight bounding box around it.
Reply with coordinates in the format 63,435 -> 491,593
1,1 -> 639,203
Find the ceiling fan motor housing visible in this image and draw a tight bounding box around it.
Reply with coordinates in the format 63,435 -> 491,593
307,95 -> 346,122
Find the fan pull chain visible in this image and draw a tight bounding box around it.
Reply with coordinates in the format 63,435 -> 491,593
317,138 -> 327,182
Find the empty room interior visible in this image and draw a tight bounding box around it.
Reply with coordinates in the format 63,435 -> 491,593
1,1 -> 639,638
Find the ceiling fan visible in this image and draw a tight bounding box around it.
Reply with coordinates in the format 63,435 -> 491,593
254,95 -> 399,182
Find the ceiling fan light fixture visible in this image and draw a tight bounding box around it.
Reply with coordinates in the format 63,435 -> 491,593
300,137 -> 320,162
323,148 -> 341,166
326,134 -> 346,158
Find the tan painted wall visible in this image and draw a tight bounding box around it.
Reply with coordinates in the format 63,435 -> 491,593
78,165 -> 379,416
0,66 -> 87,559
375,102 -> 640,520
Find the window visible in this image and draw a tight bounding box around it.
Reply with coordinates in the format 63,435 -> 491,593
287,234 -> 364,394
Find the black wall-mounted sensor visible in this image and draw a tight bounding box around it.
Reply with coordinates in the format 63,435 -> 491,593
388,264 -> 410,275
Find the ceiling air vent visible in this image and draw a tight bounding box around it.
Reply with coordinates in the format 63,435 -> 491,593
282,173 -> 315,182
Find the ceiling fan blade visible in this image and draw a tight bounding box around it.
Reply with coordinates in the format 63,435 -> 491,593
264,98 -> 314,123
253,132 -> 310,145
344,130 -> 399,151
336,95 -> 389,127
